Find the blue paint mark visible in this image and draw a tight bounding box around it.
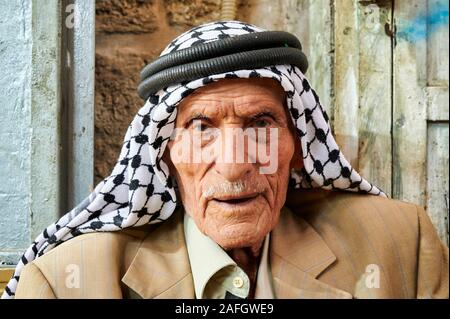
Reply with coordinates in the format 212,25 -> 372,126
397,1 -> 449,42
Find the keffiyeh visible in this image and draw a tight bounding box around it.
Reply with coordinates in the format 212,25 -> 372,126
2,20 -> 386,298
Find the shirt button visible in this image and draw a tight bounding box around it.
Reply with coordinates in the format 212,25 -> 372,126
232,276 -> 244,288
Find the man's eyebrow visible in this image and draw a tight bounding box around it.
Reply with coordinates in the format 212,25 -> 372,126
249,111 -> 277,120
183,109 -> 281,124
184,112 -> 212,124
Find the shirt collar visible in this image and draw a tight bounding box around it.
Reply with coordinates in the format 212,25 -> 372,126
183,212 -> 238,298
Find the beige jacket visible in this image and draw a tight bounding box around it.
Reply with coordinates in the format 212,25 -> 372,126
15,189 -> 449,299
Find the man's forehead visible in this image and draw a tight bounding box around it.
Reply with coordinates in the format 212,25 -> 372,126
190,77 -> 284,96
177,78 -> 286,112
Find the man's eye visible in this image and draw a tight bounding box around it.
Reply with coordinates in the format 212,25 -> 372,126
252,119 -> 271,128
192,121 -> 210,131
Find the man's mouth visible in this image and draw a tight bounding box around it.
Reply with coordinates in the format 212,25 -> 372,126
212,193 -> 259,206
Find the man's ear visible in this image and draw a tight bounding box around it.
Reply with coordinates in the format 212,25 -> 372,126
290,137 -> 303,170
162,146 -> 175,175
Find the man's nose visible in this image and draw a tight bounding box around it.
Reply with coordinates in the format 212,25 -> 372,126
213,126 -> 253,182
214,162 -> 253,182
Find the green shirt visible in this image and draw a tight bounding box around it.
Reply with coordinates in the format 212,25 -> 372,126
183,212 -> 275,299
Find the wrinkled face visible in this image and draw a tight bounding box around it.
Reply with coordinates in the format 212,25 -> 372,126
165,78 -> 302,250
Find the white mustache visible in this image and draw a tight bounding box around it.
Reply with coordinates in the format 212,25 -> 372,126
202,180 -> 264,199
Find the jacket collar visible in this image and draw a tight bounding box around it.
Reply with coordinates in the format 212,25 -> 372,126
121,203 -> 352,299
121,206 -> 195,298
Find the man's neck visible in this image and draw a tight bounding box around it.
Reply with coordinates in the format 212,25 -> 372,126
226,240 -> 264,298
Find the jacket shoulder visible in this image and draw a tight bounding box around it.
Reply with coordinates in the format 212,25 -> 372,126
287,188 -> 421,233
34,224 -> 151,267
18,224 -> 152,298
286,188 -> 423,267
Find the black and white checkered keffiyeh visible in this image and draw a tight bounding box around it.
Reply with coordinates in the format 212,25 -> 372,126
2,20 -> 386,298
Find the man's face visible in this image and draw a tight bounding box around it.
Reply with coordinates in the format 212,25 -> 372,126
166,78 -> 302,250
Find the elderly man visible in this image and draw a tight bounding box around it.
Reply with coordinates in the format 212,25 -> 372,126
5,21 -> 448,299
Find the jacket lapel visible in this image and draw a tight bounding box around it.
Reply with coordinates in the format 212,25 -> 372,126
270,207 -> 352,299
121,207 -> 195,299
